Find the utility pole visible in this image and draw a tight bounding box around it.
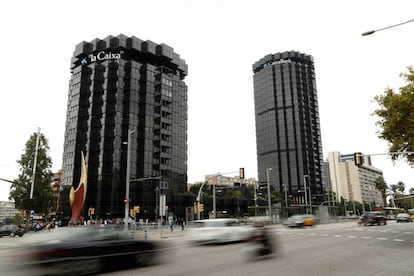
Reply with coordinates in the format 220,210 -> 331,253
30,128 -> 41,200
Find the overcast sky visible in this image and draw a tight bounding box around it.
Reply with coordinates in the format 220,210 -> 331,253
1,0 -> 414,201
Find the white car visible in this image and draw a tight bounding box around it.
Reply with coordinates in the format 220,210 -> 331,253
186,218 -> 255,244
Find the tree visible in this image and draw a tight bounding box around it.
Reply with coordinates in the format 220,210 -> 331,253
271,191 -> 284,204
410,187 -> 414,195
396,181 -> 405,194
374,177 -> 388,207
9,132 -> 54,220
373,66 -> 414,163
390,184 -> 399,195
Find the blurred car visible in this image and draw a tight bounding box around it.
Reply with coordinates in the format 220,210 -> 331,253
359,212 -> 387,226
187,218 -> 255,244
283,214 -> 316,227
396,213 -> 413,223
0,224 -> 25,237
16,227 -> 163,275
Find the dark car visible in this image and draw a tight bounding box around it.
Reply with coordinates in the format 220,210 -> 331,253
396,213 -> 413,223
359,212 -> 387,226
17,227 -> 163,275
0,224 -> 25,237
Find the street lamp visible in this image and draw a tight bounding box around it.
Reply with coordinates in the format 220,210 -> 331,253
362,18 -> 414,36
254,183 -> 258,217
124,129 -> 136,232
30,128 -> 41,200
282,184 -> 288,209
303,175 -> 309,211
266,168 -> 272,218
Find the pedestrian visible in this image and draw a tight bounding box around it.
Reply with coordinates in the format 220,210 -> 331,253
181,219 -> 185,231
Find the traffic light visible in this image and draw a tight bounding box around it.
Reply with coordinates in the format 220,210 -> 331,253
134,206 -> 140,214
239,167 -> 245,179
88,207 -> 95,217
130,209 -> 134,217
199,203 -> 204,212
354,152 -> 364,166
123,198 -> 128,204
193,202 -> 198,214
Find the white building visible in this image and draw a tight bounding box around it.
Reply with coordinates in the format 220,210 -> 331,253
205,175 -> 258,187
0,201 -> 20,223
328,152 -> 383,206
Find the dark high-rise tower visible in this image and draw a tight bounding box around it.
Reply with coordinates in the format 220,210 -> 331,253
252,51 -> 324,205
62,34 -> 188,219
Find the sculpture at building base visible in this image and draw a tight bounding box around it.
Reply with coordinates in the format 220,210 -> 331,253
69,151 -> 87,223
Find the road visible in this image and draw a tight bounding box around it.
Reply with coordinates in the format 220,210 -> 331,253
1,221 -> 413,275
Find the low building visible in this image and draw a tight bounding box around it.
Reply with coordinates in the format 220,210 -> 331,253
328,151 -> 383,206
205,175 -> 258,187
0,201 -> 20,224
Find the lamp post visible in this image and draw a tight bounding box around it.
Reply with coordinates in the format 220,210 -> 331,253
196,171 -> 239,220
254,183 -> 258,217
266,168 -> 272,218
282,184 -> 288,208
30,128 -> 41,200
197,173 -> 221,220
308,182 -> 312,213
362,18 -> 414,36
124,129 -> 136,232
303,175 -> 309,212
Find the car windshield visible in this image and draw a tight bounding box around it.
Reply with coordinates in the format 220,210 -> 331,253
192,219 -> 240,228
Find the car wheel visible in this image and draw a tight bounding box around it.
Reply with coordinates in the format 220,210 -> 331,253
134,252 -> 155,266
9,232 -> 15,237
51,259 -> 103,275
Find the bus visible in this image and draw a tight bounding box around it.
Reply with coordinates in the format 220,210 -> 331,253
408,209 -> 414,220
374,207 -> 404,220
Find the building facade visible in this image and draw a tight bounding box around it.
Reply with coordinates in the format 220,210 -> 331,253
252,51 -> 324,205
205,175 -> 258,188
0,201 -> 19,224
62,34 -> 188,220
327,152 -> 383,206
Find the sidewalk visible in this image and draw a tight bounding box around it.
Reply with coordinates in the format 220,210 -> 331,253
131,227 -> 186,240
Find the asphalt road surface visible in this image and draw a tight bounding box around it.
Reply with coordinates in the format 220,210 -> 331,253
1,221 -> 413,276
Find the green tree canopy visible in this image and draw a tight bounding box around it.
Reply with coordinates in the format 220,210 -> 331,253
9,131 -> 54,217
396,181 -> 405,194
373,66 -> 414,163
223,189 -> 242,200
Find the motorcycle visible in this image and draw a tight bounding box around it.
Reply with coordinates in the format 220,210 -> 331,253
244,226 -> 275,258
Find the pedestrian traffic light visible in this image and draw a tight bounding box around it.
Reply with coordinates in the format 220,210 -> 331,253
239,167 -> 245,179
193,202 -> 198,214
134,206 -> 140,214
88,207 -> 95,216
354,152 -> 364,166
